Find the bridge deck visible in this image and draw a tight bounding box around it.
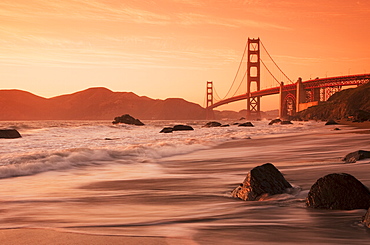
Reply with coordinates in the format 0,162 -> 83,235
208,73 -> 370,109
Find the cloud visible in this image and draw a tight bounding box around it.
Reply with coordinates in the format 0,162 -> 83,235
0,0 -> 290,71
0,0 -> 171,25
0,0 -> 290,29
175,12 -> 290,29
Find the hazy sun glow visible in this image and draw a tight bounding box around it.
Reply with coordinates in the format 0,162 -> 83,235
1,0 -> 369,111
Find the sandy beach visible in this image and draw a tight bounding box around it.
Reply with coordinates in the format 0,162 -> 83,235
337,120 -> 370,134
0,229 -> 196,245
0,121 -> 369,244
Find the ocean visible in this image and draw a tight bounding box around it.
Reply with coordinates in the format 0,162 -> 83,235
0,120 -> 369,244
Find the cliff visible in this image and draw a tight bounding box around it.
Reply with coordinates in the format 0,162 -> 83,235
295,82 -> 370,121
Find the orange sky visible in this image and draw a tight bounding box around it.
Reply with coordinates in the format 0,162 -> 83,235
1,0 -> 369,111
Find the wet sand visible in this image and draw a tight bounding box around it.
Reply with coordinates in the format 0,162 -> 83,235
337,119 -> 370,134
0,229 -> 196,245
1,122 -> 370,244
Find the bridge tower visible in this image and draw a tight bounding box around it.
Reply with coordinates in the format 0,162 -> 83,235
206,81 -> 214,119
206,81 -> 213,107
246,38 -> 261,119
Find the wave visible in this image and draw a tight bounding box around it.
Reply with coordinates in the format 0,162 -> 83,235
0,141 -> 210,179
0,120 -> 327,179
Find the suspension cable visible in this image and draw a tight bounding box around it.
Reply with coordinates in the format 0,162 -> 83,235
260,58 -> 281,85
260,40 -> 293,84
231,69 -> 248,97
213,86 -> 222,101
219,40 -> 248,100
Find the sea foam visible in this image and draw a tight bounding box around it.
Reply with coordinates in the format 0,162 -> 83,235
0,120 -> 325,178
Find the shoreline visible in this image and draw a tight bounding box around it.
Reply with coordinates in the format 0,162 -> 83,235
1,121 -> 370,244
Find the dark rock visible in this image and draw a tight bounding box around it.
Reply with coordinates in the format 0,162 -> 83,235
363,208 -> 370,228
231,163 -> 292,201
160,125 -> 194,133
0,129 -> 22,139
221,124 -> 230,127
203,121 -> 222,128
325,119 -> 338,125
160,127 -> 173,133
281,120 -> 293,125
333,127 -> 341,131
112,114 -> 144,126
342,150 -> 370,163
238,122 -> 254,127
306,173 -> 370,210
172,125 -> 194,131
239,117 -> 246,120
268,119 -> 282,125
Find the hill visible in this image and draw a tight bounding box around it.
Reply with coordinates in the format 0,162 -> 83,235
295,82 -> 370,121
0,87 -> 210,120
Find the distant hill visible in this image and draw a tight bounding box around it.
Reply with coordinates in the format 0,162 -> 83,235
0,87 -> 209,120
295,82 -> 370,121
0,87 -> 281,121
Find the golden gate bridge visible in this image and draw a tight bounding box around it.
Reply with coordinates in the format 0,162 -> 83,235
205,38 -> 370,119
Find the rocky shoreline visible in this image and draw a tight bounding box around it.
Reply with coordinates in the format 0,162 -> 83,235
294,82 -> 370,122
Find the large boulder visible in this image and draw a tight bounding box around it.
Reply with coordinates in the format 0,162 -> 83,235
203,121 -> 222,127
231,163 -> 292,201
112,114 -> 144,126
363,208 -> 370,228
0,129 -> 22,139
342,150 -> 370,163
238,122 -> 254,127
306,173 -> 370,210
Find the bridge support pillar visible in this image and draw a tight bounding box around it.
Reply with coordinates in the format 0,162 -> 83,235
312,88 -> 321,102
246,38 -> 261,119
279,82 -> 284,119
295,77 -> 305,112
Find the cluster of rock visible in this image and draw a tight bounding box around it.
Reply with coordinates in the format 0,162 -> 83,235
110,116 -> 296,135
268,119 -> 293,125
0,129 -> 22,139
202,120 -> 297,128
203,120 -> 296,128
232,152 -> 370,227
202,121 -> 255,127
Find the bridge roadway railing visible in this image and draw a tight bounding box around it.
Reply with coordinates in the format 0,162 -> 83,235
207,73 -> 370,110
301,74 -> 370,90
